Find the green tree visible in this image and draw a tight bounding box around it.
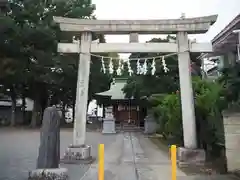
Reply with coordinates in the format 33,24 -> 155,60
218,61 -> 240,108
0,0 -> 111,127
149,78 -> 225,149
122,36 -> 201,99
122,36 -> 179,98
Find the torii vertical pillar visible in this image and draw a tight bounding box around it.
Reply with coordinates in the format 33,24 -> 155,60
61,32 -> 94,164
73,32 -> 92,146
177,32 -> 205,165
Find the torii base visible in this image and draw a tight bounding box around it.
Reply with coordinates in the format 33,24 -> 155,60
60,144 -> 95,164
28,168 -> 68,180
177,147 -> 206,167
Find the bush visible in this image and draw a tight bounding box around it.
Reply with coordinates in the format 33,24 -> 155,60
151,93 -> 182,145
218,62 -> 240,110
193,78 -> 226,151
149,78 -> 226,153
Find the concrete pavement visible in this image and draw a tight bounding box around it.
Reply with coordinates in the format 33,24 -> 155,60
80,132 -> 186,180
0,129 -> 116,180
80,132 -> 238,180
0,129 -> 238,180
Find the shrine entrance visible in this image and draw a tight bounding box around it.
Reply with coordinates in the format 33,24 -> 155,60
114,101 -> 144,131
117,104 -> 138,126
54,14 -> 217,160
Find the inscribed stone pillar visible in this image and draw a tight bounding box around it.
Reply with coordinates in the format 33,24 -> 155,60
29,106 -> 68,180
177,32 -> 197,149
37,106 -> 60,169
73,32 -> 92,146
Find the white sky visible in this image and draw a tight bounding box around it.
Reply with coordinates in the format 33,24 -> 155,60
92,0 -> 239,43
92,0 -> 240,62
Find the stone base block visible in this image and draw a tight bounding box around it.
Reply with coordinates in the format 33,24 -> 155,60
60,144 -> 95,164
144,120 -> 157,134
102,119 -> 116,134
144,115 -> 157,134
102,130 -> 116,134
232,170 -> 240,178
177,147 -> 206,167
28,168 -> 68,180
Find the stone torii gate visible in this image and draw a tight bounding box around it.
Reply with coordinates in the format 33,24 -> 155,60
54,15 -> 217,163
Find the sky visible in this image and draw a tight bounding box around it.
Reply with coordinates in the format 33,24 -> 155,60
92,0 -> 239,42
91,0 -> 240,65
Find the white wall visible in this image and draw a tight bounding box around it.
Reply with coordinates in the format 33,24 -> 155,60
223,112 -> 240,171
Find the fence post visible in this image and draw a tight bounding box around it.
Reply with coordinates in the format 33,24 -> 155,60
98,144 -> 104,180
171,145 -> 177,180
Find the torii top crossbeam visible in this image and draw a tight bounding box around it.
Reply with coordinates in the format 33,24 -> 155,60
53,15 -> 217,34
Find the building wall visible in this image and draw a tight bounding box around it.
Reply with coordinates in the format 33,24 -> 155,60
0,106 -> 24,125
223,51 -> 238,67
205,52 -> 238,80
223,112 -> 240,172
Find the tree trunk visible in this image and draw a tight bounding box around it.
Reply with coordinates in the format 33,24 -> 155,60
72,99 -> 75,121
21,93 -> 26,124
61,101 -> 66,126
30,93 -> 41,128
10,86 -> 16,127
72,89 -> 76,121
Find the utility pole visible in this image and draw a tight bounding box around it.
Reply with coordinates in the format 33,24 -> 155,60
233,29 -> 240,61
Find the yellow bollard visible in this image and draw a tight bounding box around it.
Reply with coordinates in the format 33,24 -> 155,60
98,144 -> 104,180
171,145 -> 177,180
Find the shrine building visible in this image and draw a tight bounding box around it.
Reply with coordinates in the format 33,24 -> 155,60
96,78 -> 147,131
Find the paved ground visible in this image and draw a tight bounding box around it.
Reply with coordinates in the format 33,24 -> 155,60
0,128 -> 116,180
80,132 -> 186,180
77,132 -> 238,180
0,129 -> 238,180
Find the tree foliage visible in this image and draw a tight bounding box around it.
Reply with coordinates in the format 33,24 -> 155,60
122,36 -> 201,99
150,77 -> 226,151
218,62 -> 240,109
0,0 -> 111,126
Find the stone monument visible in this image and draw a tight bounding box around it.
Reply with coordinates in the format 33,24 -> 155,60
28,106 -> 68,180
144,114 -> 157,134
102,106 -> 116,134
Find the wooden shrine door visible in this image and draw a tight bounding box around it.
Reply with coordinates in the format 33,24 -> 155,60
117,104 -> 140,127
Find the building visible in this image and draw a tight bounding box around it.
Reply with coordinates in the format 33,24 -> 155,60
96,78 -> 146,130
0,96 -> 33,125
201,13 -> 240,173
201,56 -> 224,80
202,13 -> 240,79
